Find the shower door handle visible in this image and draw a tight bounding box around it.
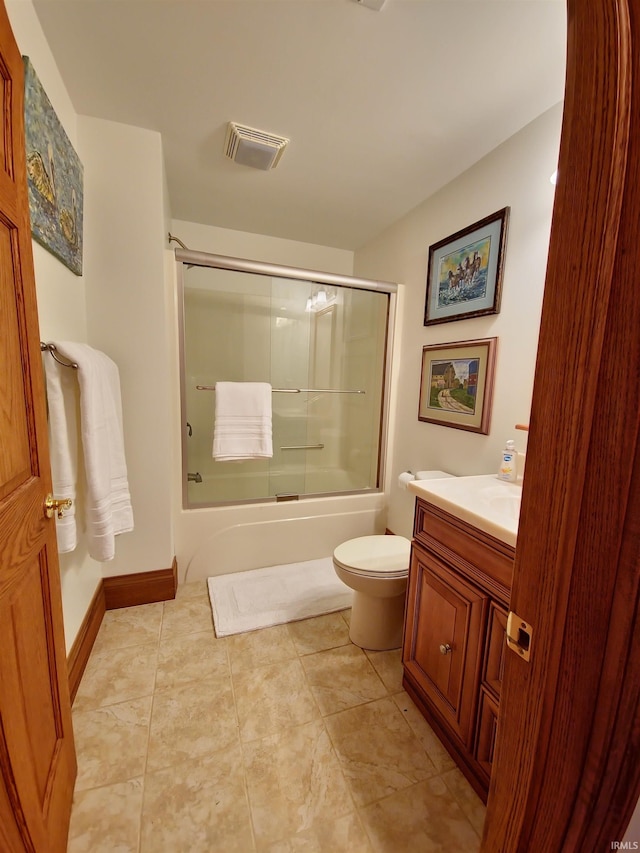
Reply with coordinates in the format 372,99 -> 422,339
280,444 -> 325,451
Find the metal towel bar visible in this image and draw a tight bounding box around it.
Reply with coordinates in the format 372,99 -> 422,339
196,385 -> 364,394
40,342 -> 78,369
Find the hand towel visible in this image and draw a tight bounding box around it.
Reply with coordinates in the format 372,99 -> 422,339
212,381 -> 273,461
43,354 -> 79,553
52,342 -> 134,561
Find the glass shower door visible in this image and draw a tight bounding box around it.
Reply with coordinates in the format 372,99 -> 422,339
181,265 -> 389,506
268,277 -> 311,498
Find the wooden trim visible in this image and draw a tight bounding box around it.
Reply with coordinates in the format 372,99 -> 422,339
102,557 -> 178,610
483,1 -> 640,848
66,583 -> 106,704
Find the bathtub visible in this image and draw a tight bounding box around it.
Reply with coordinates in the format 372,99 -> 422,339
175,488 -> 386,583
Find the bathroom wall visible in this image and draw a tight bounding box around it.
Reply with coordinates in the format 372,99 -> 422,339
355,103 -> 563,539
6,0 -> 103,651
79,116 -> 174,580
170,218 -> 354,275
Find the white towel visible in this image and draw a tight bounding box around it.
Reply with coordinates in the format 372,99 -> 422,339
43,354 -> 79,553
212,381 -> 273,461
51,342 -> 134,562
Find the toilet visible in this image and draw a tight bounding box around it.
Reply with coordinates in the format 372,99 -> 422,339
333,471 -> 455,650
333,534 -> 411,651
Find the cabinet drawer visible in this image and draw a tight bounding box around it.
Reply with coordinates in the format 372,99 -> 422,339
474,686 -> 500,782
483,603 -> 508,697
414,499 -> 514,594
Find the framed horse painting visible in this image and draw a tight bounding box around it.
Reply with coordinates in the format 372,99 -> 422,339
424,207 -> 509,326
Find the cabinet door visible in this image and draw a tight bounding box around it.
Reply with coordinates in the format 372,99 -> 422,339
403,544 -> 487,746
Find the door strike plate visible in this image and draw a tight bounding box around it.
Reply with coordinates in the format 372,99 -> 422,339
506,611 -> 532,662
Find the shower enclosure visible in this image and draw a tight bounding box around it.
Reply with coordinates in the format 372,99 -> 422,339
177,249 -> 396,507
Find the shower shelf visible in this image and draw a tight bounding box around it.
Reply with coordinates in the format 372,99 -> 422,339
196,385 -> 365,394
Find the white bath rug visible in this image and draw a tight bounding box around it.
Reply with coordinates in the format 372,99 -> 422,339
207,557 -> 352,637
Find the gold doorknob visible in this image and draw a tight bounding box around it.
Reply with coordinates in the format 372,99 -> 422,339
439,643 -> 452,655
44,494 -> 73,519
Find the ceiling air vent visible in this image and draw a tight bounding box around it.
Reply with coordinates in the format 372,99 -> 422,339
224,122 -> 289,170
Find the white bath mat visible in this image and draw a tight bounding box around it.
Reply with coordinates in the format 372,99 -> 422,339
207,557 -> 352,637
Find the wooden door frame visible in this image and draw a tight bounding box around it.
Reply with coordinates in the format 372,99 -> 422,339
483,0 -> 640,848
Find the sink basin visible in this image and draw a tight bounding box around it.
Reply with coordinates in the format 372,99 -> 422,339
408,474 -> 522,546
486,492 -> 521,518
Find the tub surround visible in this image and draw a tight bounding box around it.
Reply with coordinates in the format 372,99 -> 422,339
402,477 -> 517,801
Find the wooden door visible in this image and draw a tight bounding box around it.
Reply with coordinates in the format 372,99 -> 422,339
483,0 -> 640,847
0,3 -> 76,851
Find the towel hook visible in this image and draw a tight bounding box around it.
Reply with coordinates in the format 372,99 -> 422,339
40,342 -> 78,369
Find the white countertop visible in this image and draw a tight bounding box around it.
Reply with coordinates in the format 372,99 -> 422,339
408,474 -> 521,547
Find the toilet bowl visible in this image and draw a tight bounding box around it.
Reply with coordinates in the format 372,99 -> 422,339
333,534 -> 411,651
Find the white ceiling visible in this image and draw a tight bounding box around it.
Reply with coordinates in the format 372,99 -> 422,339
32,0 -> 566,251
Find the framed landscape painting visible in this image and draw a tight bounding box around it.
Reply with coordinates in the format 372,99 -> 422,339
418,338 -> 497,434
424,208 -> 509,326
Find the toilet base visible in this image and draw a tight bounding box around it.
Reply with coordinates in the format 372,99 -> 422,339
348,590 -> 406,651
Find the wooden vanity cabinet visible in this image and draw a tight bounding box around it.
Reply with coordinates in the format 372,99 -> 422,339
402,498 -> 514,802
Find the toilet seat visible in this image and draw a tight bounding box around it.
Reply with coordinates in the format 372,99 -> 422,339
333,535 -> 411,579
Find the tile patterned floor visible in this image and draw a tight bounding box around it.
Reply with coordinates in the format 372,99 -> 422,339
67,581 -> 485,852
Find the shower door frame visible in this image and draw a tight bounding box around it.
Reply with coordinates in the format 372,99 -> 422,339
175,248 -> 398,509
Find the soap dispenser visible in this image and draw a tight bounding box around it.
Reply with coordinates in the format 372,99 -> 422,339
498,440 -> 517,482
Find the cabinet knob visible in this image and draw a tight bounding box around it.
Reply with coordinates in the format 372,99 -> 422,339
439,643 -> 452,655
